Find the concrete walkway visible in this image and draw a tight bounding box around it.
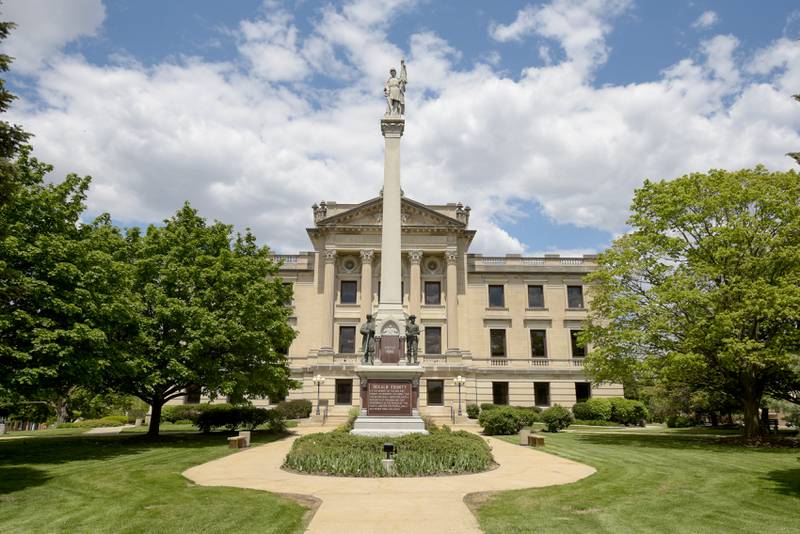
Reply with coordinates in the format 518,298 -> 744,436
84,424 -> 134,435
183,427 -> 595,534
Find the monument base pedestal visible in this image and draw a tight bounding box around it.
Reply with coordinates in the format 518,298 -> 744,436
351,415 -> 428,436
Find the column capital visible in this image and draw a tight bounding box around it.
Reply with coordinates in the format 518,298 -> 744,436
380,117 -> 405,138
445,250 -> 458,265
360,249 -> 374,263
408,249 -> 423,264
324,249 -> 338,263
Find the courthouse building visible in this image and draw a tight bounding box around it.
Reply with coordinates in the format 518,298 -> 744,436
269,194 -> 623,420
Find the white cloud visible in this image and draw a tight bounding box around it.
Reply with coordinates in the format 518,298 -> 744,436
692,10 -> 719,29
7,0 -> 800,255
1,0 -> 105,74
489,0 -> 633,74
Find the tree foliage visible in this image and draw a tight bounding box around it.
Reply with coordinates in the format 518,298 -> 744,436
583,167 -> 800,438
0,150 -> 130,422
113,204 -> 297,435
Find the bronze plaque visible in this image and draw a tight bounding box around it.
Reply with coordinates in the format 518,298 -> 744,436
378,335 -> 401,364
367,380 -> 412,416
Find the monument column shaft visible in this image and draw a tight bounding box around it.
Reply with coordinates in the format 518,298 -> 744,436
360,250 -> 374,320
379,134 -> 402,306
321,250 -> 336,350
446,250 -> 459,352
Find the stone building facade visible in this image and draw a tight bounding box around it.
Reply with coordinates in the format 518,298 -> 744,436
267,195 -> 623,419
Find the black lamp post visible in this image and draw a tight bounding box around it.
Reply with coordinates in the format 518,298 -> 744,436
313,374 -> 325,415
454,375 -> 466,416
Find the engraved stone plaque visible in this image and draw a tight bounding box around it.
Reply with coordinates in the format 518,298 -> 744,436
378,335 -> 401,364
367,380 -> 412,416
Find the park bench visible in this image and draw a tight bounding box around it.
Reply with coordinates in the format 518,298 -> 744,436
527,435 -> 545,447
227,435 -> 248,449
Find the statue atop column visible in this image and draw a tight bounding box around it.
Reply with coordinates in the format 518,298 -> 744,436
384,59 -> 407,117
406,315 -> 419,364
360,314 -> 376,364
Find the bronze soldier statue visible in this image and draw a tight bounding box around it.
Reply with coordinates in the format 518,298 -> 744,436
406,314 -> 419,364
360,314 -> 376,364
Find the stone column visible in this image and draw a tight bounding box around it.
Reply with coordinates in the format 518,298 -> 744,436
408,250 -> 422,319
374,117 -> 406,363
321,249 -> 337,352
445,249 -> 459,353
360,249 -> 374,320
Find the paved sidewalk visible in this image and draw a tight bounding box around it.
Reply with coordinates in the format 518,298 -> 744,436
183,427 -> 595,534
84,425 -> 135,435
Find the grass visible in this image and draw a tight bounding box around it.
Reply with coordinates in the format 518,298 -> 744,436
284,428 -> 494,477
473,426 -> 800,534
0,429 -> 309,534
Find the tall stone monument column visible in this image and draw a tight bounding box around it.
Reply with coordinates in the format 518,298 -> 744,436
374,117 -> 406,363
445,249 -> 459,353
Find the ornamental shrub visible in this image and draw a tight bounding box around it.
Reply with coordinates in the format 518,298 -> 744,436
513,407 -> 540,427
173,419 -> 194,425
60,416 -> 129,428
666,415 -> 693,428
274,399 -> 312,419
466,404 -> 480,419
571,402 -> 592,420
541,405 -> 574,432
478,407 -> 523,435
161,403 -> 219,424
608,398 -> 649,426
196,405 -> 283,432
480,403 -> 500,411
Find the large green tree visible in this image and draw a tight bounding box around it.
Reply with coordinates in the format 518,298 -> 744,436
115,204 -> 296,436
583,167 -> 800,438
0,150 -> 131,422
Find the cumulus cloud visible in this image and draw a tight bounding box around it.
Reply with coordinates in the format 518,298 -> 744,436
692,10 -> 719,29
5,0 -> 800,255
0,0 -> 105,74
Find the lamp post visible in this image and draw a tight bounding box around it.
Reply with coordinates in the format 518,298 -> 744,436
313,374 -> 326,415
454,375 -> 466,416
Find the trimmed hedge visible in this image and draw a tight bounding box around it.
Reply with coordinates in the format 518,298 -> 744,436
541,405 -> 574,432
666,415 -> 694,428
466,404 -> 480,419
161,403 -> 220,424
479,407 -> 523,435
60,415 -> 129,429
274,399 -> 312,419
283,428 -> 493,476
571,397 -> 648,426
196,405 -> 285,433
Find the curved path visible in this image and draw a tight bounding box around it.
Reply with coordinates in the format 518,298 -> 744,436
183,427 -> 595,534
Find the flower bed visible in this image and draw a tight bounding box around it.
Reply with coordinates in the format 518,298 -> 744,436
283,428 -> 494,477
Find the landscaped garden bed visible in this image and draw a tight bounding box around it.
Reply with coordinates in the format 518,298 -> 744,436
283,428 -> 494,477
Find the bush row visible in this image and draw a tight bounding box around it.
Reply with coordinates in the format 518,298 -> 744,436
477,404 -> 575,434
196,405 -> 286,433
571,397 -> 648,426
274,399 -> 312,420
60,415 -> 129,428
283,427 -> 493,477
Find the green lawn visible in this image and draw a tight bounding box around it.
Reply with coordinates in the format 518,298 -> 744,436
474,427 -> 800,534
0,430 -> 309,534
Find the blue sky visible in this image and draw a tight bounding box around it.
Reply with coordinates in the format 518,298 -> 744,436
3,0 -> 800,254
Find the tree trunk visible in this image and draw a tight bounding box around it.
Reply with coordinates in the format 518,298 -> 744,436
148,399 -> 163,437
54,396 -> 69,425
709,412 -> 719,427
741,393 -> 762,439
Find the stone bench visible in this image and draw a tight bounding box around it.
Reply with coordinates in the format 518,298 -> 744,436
527,435 -> 545,447
227,436 -> 248,449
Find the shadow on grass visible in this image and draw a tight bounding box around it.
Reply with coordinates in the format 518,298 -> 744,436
0,466 -> 51,495
0,430 -> 290,468
568,432 -> 725,450
764,468 -> 800,497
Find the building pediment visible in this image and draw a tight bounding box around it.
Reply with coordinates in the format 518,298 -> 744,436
315,196 -> 467,229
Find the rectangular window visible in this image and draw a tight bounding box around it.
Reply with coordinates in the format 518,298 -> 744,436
424,281 -> 441,305
426,379 -> 444,405
527,285 -> 545,308
492,382 -> 509,405
575,382 -> 591,402
339,326 -> 356,353
530,329 -> 547,357
490,329 -> 507,357
488,284 -> 505,308
567,285 -> 584,308
534,382 -> 551,407
571,330 -> 586,357
340,280 -> 357,304
335,379 -> 353,405
425,326 -> 442,355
